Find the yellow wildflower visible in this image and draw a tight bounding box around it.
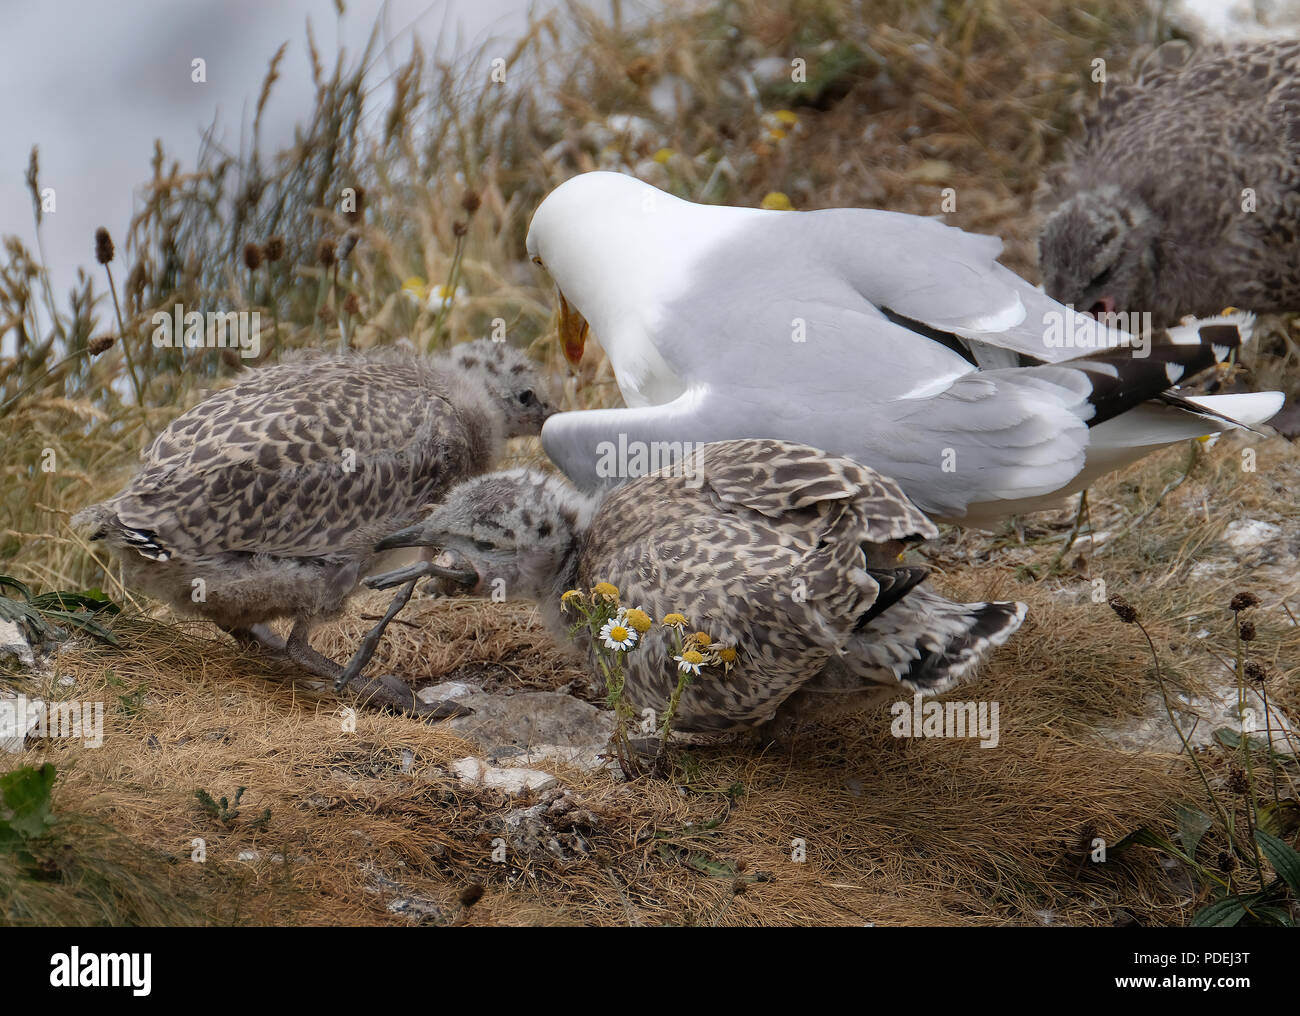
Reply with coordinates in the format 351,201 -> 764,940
624,608 -> 652,634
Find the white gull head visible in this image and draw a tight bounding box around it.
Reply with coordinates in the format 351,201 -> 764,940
526,171 -> 764,406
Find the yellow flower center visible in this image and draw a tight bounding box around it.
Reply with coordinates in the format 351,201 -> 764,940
682,650 -> 704,665
610,626 -> 630,642
593,582 -> 619,601
561,589 -> 583,604
692,631 -> 712,646
624,609 -> 652,633
662,613 -> 688,628
719,647 -> 738,663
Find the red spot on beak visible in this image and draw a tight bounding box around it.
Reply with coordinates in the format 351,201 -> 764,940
1087,295 -> 1116,317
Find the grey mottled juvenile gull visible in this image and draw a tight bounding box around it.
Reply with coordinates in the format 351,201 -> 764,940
1038,38 -> 1300,325
366,439 -> 1026,734
525,171 -> 1284,527
73,339 -> 553,714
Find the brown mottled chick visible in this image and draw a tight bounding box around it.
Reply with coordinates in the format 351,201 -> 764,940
1038,39 -> 1300,325
368,439 -> 1025,734
73,339 -> 554,714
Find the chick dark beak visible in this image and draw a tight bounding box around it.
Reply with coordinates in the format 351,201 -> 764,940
374,524 -> 429,552
558,289 -> 589,368
364,549 -> 479,590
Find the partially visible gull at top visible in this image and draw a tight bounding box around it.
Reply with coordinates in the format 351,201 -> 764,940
526,172 -> 1285,527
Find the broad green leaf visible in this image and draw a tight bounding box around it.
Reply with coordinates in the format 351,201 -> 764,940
0,763 -> 57,841
1249,905 -> 1295,927
1113,826 -> 1187,861
1176,806 -> 1213,861
30,590 -> 120,615
1254,829 -> 1300,898
1258,800 -> 1300,838
0,576 -> 33,600
1190,896 -> 1247,927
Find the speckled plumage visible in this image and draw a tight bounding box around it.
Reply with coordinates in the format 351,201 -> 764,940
73,339 -> 552,710
1038,39 -> 1300,324
374,440 -> 1025,733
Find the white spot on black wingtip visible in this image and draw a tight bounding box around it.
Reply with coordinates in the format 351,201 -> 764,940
1212,343 -> 1231,362
1165,362 -> 1185,383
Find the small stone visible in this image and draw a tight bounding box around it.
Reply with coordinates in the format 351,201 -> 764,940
1223,519 -> 1281,551
451,757 -> 557,795
0,619 -> 36,670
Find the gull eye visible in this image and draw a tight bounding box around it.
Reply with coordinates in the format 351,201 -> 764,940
531,255 -> 544,268
518,389 -> 536,406
1088,263 -> 1115,292
473,539 -> 496,552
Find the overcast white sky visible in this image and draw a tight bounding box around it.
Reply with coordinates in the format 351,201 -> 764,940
2,0 -> 549,304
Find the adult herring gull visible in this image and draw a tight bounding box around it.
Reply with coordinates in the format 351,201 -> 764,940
526,172 -> 1283,526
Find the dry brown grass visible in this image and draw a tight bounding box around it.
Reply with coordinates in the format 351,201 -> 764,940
4,427 -> 1294,927
2,0 -> 1298,927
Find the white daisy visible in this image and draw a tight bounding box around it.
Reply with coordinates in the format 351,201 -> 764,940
674,649 -> 705,676
599,620 -> 637,652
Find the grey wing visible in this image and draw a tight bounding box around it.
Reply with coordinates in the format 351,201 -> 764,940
681,439 -> 938,542
652,207 -> 1127,377
542,367 -> 1093,518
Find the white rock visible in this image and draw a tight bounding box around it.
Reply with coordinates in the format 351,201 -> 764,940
415,681 -> 476,705
1223,519 -> 1282,550
451,756 -> 557,795
0,694 -> 43,754
503,744 -> 616,774
0,619 -> 35,669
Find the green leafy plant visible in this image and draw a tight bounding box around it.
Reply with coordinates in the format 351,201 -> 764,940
1110,592 -> 1300,926
0,576 -> 120,649
194,787 -> 271,830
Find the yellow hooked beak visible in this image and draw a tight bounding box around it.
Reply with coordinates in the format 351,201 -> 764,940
557,289 -> 589,369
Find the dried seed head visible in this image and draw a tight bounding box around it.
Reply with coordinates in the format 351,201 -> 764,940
88,335 -> 115,356
1227,768 -> 1249,796
317,305 -> 337,326
626,55 -> 655,86
452,220 -> 468,238
242,242 -> 263,271
458,883 -> 484,907
316,237 -> 337,268
1108,595 -> 1138,624
461,189 -> 481,216
1239,619 -> 1256,642
342,291 -> 360,316
732,876 -> 747,896
1217,850 -> 1237,872
1244,659 -> 1268,684
263,236 -> 286,262
1230,591 -> 1259,612
94,227 -> 114,265
221,348 -> 241,369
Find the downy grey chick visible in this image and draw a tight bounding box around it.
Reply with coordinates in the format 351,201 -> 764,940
74,338 -> 554,715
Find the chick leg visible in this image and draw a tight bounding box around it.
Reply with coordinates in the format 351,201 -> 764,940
281,617 -> 465,718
